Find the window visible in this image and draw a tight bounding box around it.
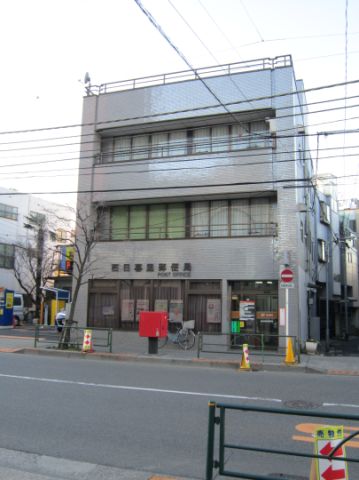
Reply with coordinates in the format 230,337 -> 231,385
149,205 -> 166,239
318,239 -> 327,262
111,206 -> 128,240
101,138 -> 113,163
56,229 -> 67,242
129,206 -> 146,239
168,130 -> 186,156
99,120 -> 270,163
193,128 -> 211,154
167,204 -> 186,238
210,201 -> 228,237
191,202 -> 209,237
320,201 -> 331,225
231,199 -> 250,235
105,197 -> 276,241
0,203 -> 18,221
212,126 -> 229,152
114,136 -> 131,162
0,243 -> 15,269
151,133 -> 168,158
132,135 -> 150,160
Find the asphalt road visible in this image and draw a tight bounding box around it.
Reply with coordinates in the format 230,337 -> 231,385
0,353 -> 358,479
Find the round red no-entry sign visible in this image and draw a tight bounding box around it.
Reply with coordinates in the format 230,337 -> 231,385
280,268 -> 294,283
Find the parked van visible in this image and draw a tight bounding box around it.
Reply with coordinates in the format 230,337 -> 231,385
13,293 -> 25,325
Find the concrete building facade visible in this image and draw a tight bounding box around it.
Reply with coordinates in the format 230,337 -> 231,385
75,56 -> 321,348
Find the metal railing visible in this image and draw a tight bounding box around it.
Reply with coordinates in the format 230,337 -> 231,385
206,402 -> 359,479
89,55 -> 292,95
197,332 -> 300,363
34,324 -> 113,353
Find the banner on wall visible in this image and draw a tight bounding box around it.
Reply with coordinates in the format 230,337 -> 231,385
136,299 -> 149,322
155,299 -> 168,312
169,300 -> 183,323
207,298 -> 221,323
121,299 -> 135,322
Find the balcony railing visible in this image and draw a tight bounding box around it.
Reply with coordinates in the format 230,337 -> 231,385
87,55 -> 292,96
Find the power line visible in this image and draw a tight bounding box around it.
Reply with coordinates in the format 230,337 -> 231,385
133,0 -> 253,129
1,174 -> 359,197
0,76 -> 358,137
0,97 -> 359,162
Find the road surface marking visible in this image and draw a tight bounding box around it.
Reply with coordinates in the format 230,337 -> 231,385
0,372 -> 281,403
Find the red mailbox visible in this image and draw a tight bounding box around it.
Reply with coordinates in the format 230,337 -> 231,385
139,311 -> 168,338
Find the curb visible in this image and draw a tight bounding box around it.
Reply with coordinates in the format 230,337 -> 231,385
11,347 -> 327,374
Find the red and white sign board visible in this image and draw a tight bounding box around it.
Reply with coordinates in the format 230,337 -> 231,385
280,267 -> 294,289
314,426 -> 348,480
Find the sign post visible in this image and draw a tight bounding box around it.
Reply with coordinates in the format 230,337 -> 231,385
311,426 -> 348,480
280,267 -> 294,338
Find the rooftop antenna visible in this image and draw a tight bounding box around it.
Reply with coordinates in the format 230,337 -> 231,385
84,72 -> 92,95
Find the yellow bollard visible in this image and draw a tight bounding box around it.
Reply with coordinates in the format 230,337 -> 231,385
285,337 -> 296,364
240,343 -> 251,370
82,329 -> 94,353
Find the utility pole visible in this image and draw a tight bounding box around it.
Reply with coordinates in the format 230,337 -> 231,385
24,213 -> 46,321
35,225 -> 45,320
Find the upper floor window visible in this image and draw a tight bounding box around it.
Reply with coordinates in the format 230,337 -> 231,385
101,197 -> 277,241
0,203 -> 18,221
319,201 -> 331,225
318,239 -> 327,262
99,120 -> 270,164
0,243 -> 15,269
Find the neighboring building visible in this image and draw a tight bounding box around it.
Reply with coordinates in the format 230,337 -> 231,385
74,55 -> 328,348
339,205 -> 359,334
0,186 -> 75,300
313,176 -> 342,341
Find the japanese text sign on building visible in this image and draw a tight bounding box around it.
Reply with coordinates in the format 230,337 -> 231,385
312,426 -> 348,480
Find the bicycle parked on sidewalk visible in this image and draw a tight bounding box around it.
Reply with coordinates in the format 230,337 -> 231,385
158,320 -> 196,350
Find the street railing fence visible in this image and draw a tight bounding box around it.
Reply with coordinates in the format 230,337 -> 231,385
33,324 -> 113,353
206,402 -> 359,480
197,332 -> 300,363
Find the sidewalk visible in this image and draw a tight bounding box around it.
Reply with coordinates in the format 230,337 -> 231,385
1,326 -> 359,376
0,446 -> 194,480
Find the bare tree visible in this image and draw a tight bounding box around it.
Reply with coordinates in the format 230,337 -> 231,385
59,205 -> 103,348
13,213 -> 56,319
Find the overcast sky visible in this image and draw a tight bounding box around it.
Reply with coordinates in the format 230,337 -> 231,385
0,0 -> 358,205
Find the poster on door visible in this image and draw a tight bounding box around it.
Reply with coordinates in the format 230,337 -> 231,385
169,300 -> 183,323
207,298 -> 221,323
155,299 -> 168,312
240,301 -> 255,322
136,299 -> 149,322
121,299 -> 135,321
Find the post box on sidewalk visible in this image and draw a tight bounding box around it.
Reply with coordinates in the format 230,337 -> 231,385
139,311 -> 168,354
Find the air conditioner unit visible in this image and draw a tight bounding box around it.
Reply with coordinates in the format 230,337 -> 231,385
297,124 -> 305,134
266,118 -> 277,133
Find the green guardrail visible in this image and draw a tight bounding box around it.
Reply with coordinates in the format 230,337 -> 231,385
34,324 -> 113,353
197,332 -> 300,363
206,402 -> 359,480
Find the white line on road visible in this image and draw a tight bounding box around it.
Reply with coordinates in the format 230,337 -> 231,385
0,373 -> 282,403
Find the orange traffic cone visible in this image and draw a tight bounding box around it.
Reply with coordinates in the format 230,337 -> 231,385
285,337 -> 296,364
82,329 -> 94,353
240,343 -> 251,370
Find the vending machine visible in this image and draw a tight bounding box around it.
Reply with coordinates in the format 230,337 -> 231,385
0,288 -> 14,326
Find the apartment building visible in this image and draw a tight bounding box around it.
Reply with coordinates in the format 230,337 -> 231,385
0,186 -> 75,297
75,55 -> 319,348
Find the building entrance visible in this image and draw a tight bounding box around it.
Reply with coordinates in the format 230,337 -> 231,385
229,280 -> 278,348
